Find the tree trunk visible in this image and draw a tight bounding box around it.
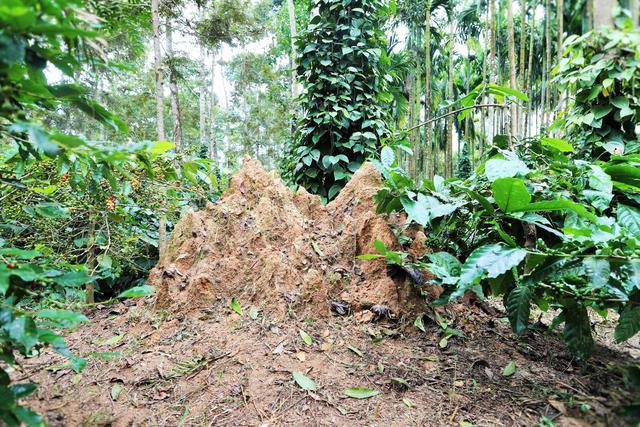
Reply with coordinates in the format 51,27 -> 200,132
557,0 -> 564,110
287,0 -> 299,97
85,212 -> 96,304
507,0 -> 517,142
545,0 -> 552,127
424,0 -> 432,179
198,8 -> 207,150
632,0 -> 639,28
166,21 -> 183,153
151,0 -> 165,141
446,22 -> 454,177
594,0 -> 617,28
519,0 -> 527,90
526,4 -> 535,137
209,52 -> 218,165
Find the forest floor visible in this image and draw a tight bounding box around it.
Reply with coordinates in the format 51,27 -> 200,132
15,159 -> 640,426
17,298 -> 640,426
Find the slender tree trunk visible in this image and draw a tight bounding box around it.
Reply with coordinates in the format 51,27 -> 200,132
287,0 -> 299,97
209,52 -> 218,165
519,0 -> 527,90
151,0 -> 165,140
586,0 -> 594,30
85,212 -> 96,304
424,0 -> 432,179
526,5 -> 535,137
594,0 -> 617,28
199,15 -> 207,150
488,0 -> 496,147
507,0 -> 517,142
556,0 -> 564,111
166,21 -> 183,153
545,0 -> 552,127
632,0 -> 639,28
446,23 -> 454,177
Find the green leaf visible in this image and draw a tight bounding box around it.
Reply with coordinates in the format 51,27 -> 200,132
292,372 -> 317,391
615,305 -> 640,343
506,287 -> 531,335
117,285 -> 155,299
563,303 -> 594,360
344,387 -> 380,399
618,204 -> 640,235
491,178 -> 531,212
541,137 -> 574,152
8,316 -> 39,353
502,361 -> 517,377
299,329 -> 312,345
230,298 -> 243,315
35,309 -> 88,328
380,146 -> 395,167
414,315 -> 426,332
33,202 -> 69,219
484,159 -> 530,182
53,270 -> 93,287
147,140 -> 176,155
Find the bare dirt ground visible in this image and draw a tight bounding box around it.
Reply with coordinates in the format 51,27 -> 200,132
16,298 -> 639,426
12,158 -> 640,426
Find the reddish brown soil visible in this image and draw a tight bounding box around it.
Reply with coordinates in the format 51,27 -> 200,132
17,299 -> 638,426
12,159 -> 640,426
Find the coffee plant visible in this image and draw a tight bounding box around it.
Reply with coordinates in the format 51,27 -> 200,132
370,26 -> 640,361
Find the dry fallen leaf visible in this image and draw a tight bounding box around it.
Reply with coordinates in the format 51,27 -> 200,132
296,351 -> 307,362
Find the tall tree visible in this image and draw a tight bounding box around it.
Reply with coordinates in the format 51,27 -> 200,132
424,0 -> 433,179
151,0 -> 165,141
506,0 -> 517,140
446,22 -> 454,177
287,0 -> 299,97
166,20 -> 183,152
199,6 -> 207,150
209,53 -> 218,164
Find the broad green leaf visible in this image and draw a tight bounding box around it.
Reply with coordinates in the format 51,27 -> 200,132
229,298 -> 243,315
344,387 -> 380,399
380,146 -> 395,167
618,204 -> 640,235
615,305 -> 640,343
484,159 -> 530,182
491,178 -> 531,212
117,285 -> 155,298
541,137 -> 574,152
506,286 -> 531,335
292,372 -> 317,391
8,316 -> 39,353
563,303 -> 594,360
35,309 -> 88,328
582,258 -> 610,289
414,315 -> 426,332
53,270 -> 93,287
515,200 -> 598,223
147,140 -> 176,155
34,202 -> 69,219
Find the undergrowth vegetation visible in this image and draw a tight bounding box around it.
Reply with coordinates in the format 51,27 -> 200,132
370,24 -> 640,361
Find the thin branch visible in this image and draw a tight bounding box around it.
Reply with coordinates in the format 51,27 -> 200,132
402,103 -> 508,133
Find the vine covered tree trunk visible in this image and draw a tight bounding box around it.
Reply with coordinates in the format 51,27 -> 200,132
545,0 -> 552,126
151,0 -> 165,141
166,21 -> 183,153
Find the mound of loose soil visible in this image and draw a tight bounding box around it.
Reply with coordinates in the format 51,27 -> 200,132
149,157 -> 422,318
